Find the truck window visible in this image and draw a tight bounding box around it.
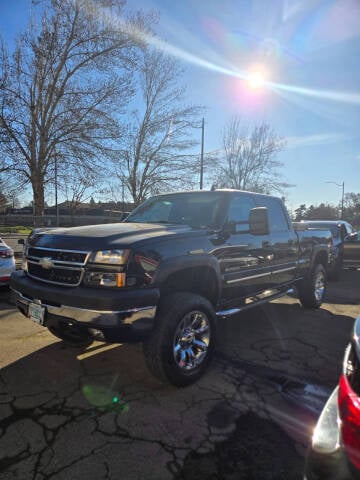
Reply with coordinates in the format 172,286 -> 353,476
344,222 -> 355,236
259,197 -> 289,233
227,195 -> 255,232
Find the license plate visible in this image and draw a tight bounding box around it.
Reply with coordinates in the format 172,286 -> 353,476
28,302 -> 45,325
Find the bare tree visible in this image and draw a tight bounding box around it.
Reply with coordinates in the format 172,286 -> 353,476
214,117 -> 289,194
116,48 -> 203,206
57,163 -> 99,215
0,0 -> 151,223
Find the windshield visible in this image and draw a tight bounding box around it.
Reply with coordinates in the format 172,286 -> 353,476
125,193 -> 223,228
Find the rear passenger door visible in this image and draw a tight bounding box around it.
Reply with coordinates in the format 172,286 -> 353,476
258,197 -> 298,287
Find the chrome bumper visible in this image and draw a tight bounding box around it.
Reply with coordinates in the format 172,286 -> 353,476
12,289 -> 157,330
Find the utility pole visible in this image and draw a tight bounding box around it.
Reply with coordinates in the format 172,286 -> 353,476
199,117 -> 205,190
55,156 -> 59,227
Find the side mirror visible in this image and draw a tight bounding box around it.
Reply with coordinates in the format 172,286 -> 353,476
18,239 -> 25,245
249,207 -> 269,235
346,232 -> 359,242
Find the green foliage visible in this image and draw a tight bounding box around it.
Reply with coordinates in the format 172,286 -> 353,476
304,203 -> 339,220
293,202 -> 339,221
0,226 -> 32,234
292,194 -> 360,227
344,193 -> 360,227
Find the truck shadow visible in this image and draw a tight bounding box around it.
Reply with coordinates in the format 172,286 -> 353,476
0,300 -> 355,480
325,269 -> 360,305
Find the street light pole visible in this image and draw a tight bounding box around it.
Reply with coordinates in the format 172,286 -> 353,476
326,181 -> 345,219
199,117 -> 204,190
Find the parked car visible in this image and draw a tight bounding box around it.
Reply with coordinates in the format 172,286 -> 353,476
302,220 -> 359,279
305,315 -> 360,480
343,229 -> 360,271
0,237 -> 15,285
11,189 -> 331,386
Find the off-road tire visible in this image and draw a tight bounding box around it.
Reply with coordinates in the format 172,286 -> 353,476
143,292 -> 216,387
298,263 -> 327,309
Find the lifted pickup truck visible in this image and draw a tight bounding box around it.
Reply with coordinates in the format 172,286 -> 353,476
11,190 -> 331,386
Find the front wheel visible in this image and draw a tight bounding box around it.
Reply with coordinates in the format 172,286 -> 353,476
298,264 -> 327,309
143,292 -> 216,387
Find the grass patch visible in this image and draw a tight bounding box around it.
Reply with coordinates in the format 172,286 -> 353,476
0,226 -> 32,235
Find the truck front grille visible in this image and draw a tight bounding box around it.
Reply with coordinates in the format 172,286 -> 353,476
27,247 -> 87,264
26,247 -> 90,286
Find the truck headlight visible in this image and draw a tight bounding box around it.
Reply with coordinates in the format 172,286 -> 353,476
89,249 -> 130,265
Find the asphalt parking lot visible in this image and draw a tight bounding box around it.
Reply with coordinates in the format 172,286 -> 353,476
1,270 -> 360,479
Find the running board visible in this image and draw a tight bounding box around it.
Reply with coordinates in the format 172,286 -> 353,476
216,288 -> 295,318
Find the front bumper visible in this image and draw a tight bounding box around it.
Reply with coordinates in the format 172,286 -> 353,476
10,270 -> 159,342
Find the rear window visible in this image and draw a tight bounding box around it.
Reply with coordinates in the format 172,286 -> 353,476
307,223 -> 340,238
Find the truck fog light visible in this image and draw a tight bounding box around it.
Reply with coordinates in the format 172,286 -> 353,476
89,328 -> 106,341
85,272 -> 126,287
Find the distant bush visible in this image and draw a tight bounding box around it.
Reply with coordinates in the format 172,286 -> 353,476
0,226 -> 32,234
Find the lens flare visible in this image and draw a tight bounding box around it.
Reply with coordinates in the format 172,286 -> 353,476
85,1 -> 360,106
82,384 -> 129,413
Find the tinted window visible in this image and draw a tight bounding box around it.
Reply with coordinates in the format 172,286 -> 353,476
258,197 -> 289,233
344,222 -> 355,236
227,195 -> 255,232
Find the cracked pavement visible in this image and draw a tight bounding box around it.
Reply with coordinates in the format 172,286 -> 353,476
1,270 -> 359,479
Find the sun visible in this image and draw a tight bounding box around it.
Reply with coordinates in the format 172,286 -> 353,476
247,70 -> 267,89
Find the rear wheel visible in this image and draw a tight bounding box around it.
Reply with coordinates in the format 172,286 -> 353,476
143,292 -> 216,387
298,264 -> 326,309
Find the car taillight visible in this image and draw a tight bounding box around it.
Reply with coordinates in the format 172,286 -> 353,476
0,248 -> 13,258
338,373 -> 360,469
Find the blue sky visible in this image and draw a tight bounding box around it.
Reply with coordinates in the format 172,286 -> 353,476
1,0 -> 359,212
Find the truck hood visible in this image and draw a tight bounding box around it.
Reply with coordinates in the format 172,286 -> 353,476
28,222 -> 207,251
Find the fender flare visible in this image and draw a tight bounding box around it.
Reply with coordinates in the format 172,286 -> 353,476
151,254 -> 222,303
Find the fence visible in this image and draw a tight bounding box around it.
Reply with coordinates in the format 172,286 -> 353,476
0,213 -> 128,228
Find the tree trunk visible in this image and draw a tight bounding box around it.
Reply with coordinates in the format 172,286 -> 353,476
32,176 -> 45,226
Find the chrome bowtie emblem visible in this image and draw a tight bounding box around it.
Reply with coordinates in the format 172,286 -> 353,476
39,257 -> 54,269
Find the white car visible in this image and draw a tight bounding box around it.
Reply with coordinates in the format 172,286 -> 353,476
0,237 -> 15,285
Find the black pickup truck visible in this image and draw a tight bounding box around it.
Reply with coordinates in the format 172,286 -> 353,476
11,190 -> 331,386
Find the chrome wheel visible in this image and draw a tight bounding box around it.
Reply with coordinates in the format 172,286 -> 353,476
314,269 -> 325,302
173,310 -> 210,371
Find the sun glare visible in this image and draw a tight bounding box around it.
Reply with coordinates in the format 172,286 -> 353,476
247,70 -> 267,89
